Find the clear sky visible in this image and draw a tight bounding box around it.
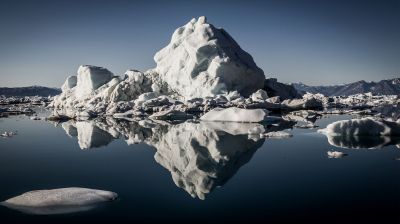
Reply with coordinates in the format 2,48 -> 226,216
0,0 -> 399,87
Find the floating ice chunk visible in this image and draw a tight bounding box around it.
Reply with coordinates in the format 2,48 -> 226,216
134,92 -> 159,106
250,89 -> 269,102
200,107 -> 270,123
1,187 -> 117,215
247,126 -> 265,135
295,123 -> 318,129
149,109 -> 193,121
318,118 -> 400,136
282,97 -> 323,110
327,151 -> 347,158
225,91 -> 241,101
154,16 -> 265,99
261,131 -> 292,139
0,131 -> 17,138
75,65 -> 114,96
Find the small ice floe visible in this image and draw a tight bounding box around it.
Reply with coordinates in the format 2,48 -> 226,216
149,109 -> 193,121
327,151 -> 347,158
261,131 -> 292,139
281,97 -> 323,111
0,131 -> 17,138
0,187 -> 118,215
30,116 -> 41,120
295,123 -> 318,129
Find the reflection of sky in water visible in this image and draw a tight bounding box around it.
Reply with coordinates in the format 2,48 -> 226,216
0,114 -> 399,222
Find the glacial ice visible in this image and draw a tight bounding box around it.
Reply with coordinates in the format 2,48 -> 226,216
250,89 -> 269,102
200,107 -> 270,123
75,65 -> 114,96
61,75 -> 77,92
50,16 -> 331,120
282,97 -> 323,110
154,16 -> 265,99
1,187 -> 117,215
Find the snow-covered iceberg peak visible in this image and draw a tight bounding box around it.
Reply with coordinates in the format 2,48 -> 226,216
154,16 -> 265,99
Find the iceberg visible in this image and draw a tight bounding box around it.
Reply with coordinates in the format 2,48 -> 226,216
319,118 -> 400,149
51,16 -> 336,122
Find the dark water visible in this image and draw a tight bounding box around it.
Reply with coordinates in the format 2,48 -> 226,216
0,113 -> 399,223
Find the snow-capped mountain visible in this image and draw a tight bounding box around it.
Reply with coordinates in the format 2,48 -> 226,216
0,86 -> 61,97
293,78 -> 400,96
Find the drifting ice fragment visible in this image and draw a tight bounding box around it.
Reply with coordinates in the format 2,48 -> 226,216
1,187 -> 118,215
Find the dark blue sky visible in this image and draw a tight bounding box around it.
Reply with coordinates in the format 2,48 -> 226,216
0,0 -> 399,87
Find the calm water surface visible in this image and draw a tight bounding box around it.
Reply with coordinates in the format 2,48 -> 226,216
0,112 -> 399,223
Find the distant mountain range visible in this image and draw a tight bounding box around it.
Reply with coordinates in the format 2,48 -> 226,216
1,78 -> 399,98
293,78 -> 400,96
0,86 -> 61,97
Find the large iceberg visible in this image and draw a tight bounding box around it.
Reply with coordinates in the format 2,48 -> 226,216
51,16 -> 324,119
154,16 -> 265,99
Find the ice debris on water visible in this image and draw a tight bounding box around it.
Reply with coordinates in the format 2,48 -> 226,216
327,151 -> 347,158
1,131 -> 17,138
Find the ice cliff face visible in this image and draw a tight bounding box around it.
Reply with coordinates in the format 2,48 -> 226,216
75,65 -> 114,96
154,16 -> 265,98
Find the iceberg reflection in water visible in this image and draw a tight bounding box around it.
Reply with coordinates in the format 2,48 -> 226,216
324,134 -> 400,149
57,118 -> 294,199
